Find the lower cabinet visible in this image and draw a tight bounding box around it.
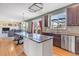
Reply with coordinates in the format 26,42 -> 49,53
54,34 -> 79,54
75,36 -> 79,54
61,35 -> 68,50
67,36 -> 75,53
23,38 -> 53,56
61,35 -> 75,53
53,34 -> 61,48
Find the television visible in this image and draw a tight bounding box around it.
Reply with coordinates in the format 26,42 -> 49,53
2,28 -> 10,31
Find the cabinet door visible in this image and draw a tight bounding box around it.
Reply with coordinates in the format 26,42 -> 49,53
68,36 -> 75,53
53,34 -> 61,47
67,5 -> 77,26
23,39 -> 29,55
61,35 -> 65,49
75,36 -> 79,54
43,39 -> 52,56
28,40 -> 42,56
76,5 -> 79,25
64,35 -> 69,50
61,35 -> 69,50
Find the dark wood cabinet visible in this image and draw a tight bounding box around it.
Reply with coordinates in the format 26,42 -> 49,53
67,4 -> 78,26
75,36 -> 79,54
53,34 -> 61,48
67,4 -> 79,26
76,5 -> 79,25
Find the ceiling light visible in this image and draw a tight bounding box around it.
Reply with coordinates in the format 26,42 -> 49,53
28,3 -> 43,12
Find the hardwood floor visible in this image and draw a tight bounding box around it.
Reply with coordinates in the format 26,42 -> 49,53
0,38 -> 78,56
0,38 -> 24,56
53,46 -> 78,56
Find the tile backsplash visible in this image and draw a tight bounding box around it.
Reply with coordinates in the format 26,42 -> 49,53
43,26 -> 79,34
67,26 -> 79,33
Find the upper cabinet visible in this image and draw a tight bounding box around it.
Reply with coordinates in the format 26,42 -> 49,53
67,4 -> 79,26
76,5 -> 79,25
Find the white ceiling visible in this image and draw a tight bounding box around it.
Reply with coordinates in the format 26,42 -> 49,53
0,3 -> 72,21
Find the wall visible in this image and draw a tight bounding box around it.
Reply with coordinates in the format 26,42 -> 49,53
42,25 -> 79,35
0,20 -> 21,38
0,21 -> 20,29
26,4 -> 79,35
67,26 -> 79,34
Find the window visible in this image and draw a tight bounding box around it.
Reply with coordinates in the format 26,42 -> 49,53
51,12 -> 67,29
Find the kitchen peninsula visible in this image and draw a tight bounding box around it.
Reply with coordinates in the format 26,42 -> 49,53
23,33 -> 53,56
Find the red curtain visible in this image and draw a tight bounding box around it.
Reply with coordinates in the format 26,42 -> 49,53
39,20 -> 42,32
31,20 -> 42,33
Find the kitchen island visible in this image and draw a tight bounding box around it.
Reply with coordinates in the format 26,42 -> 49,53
23,33 -> 53,56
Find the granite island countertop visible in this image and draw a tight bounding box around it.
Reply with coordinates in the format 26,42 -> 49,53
15,32 -> 53,43
26,34 -> 53,43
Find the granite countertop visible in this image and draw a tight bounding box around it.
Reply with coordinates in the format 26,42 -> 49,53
27,34 -> 53,43
15,32 -> 53,43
